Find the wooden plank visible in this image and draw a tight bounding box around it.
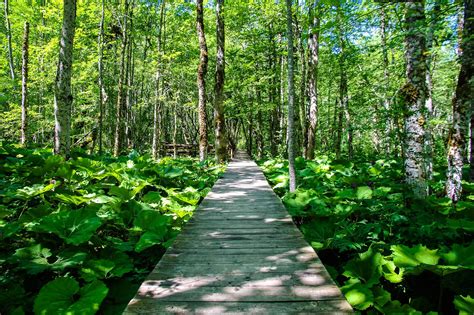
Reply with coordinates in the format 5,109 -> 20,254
170,240 -> 308,250
171,234 -> 302,242
159,251 -> 317,265
150,265 -> 331,278
130,284 -> 344,302
167,246 -> 313,255
182,228 -> 300,236
124,300 -> 353,314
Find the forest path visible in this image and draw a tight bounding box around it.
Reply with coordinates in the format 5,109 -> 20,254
123,151 -> 352,314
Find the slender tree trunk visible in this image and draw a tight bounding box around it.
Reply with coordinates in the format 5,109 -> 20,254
214,0 -> 228,162
446,0 -> 473,202
98,0 -> 105,154
424,3 -> 440,180
4,0 -> 15,80
126,4 -> 135,150
380,7 -> 391,155
196,0 -> 208,161
305,0 -> 320,160
336,6 -> 352,159
286,0 -> 296,192
268,25 -> 279,157
20,22 -> 29,146
114,0 -> 129,156
173,103 -> 177,158
256,88 -> 264,159
54,0 -> 77,156
152,0 -> 165,160
403,0 -> 428,198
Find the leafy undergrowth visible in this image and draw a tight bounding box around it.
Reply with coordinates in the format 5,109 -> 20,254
259,156 -> 474,314
0,144 -> 225,315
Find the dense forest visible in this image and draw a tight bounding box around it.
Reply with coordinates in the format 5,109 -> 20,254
1,0 -> 473,314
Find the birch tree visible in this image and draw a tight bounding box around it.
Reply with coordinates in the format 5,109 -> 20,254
197,0 -> 208,162
114,0 -> 129,156
446,0 -> 473,202
402,0 -> 428,198
214,0 -> 228,163
152,0 -> 166,160
20,22 -> 29,146
286,0 -> 296,192
305,0 -> 320,160
4,0 -> 15,80
54,0 -> 77,156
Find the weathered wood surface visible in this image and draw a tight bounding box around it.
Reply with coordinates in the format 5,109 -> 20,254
123,151 -> 352,314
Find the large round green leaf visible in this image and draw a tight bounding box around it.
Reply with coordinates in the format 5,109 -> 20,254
33,208 -> 102,245
34,277 -> 108,315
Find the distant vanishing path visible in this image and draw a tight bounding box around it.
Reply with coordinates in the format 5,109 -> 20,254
123,151 -> 352,314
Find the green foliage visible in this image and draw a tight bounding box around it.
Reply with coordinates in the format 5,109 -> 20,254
261,156 -> 474,314
0,145 -> 225,314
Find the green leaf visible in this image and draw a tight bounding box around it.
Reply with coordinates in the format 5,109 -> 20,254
343,247 -> 383,287
341,280 -> 374,310
34,277 -> 108,315
142,191 -> 162,204
54,193 -> 91,205
381,260 -> 404,283
0,221 -> 21,239
133,210 -> 170,234
382,300 -> 422,314
109,186 -> 132,201
336,188 -> 355,199
98,248 -> 133,277
441,243 -> 474,270
12,244 -> 52,274
300,220 -> 335,246
133,210 -> 170,252
135,231 -> 164,252
454,295 -> 474,315
51,250 -> 88,271
356,186 -> 373,200
80,259 -> 115,282
15,182 -> 59,199
392,244 -> 440,270
282,189 -> 316,216
34,208 -> 102,245
171,187 -> 201,205
373,286 -> 391,307
446,219 -> 474,232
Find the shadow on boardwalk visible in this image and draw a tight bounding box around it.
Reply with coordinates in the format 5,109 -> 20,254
123,151 -> 352,314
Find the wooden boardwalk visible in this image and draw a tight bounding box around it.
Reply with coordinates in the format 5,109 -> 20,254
123,152 -> 352,314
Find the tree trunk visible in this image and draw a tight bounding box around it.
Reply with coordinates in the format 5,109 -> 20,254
305,0 -> 320,160
114,0 -> 129,156
152,0 -> 166,160
54,0 -> 77,156
380,7 -> 391,155
20,22 -> 29,146
337,6 -> 352,160
424,3 -> 440,180
197,0 -> 208,162
286,0 -> 296,192
214,0 -> 228,162
98,0 -> 105,154
4,0 -> 15,80
403,0 -> 428,198
446,0 -> 473,202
